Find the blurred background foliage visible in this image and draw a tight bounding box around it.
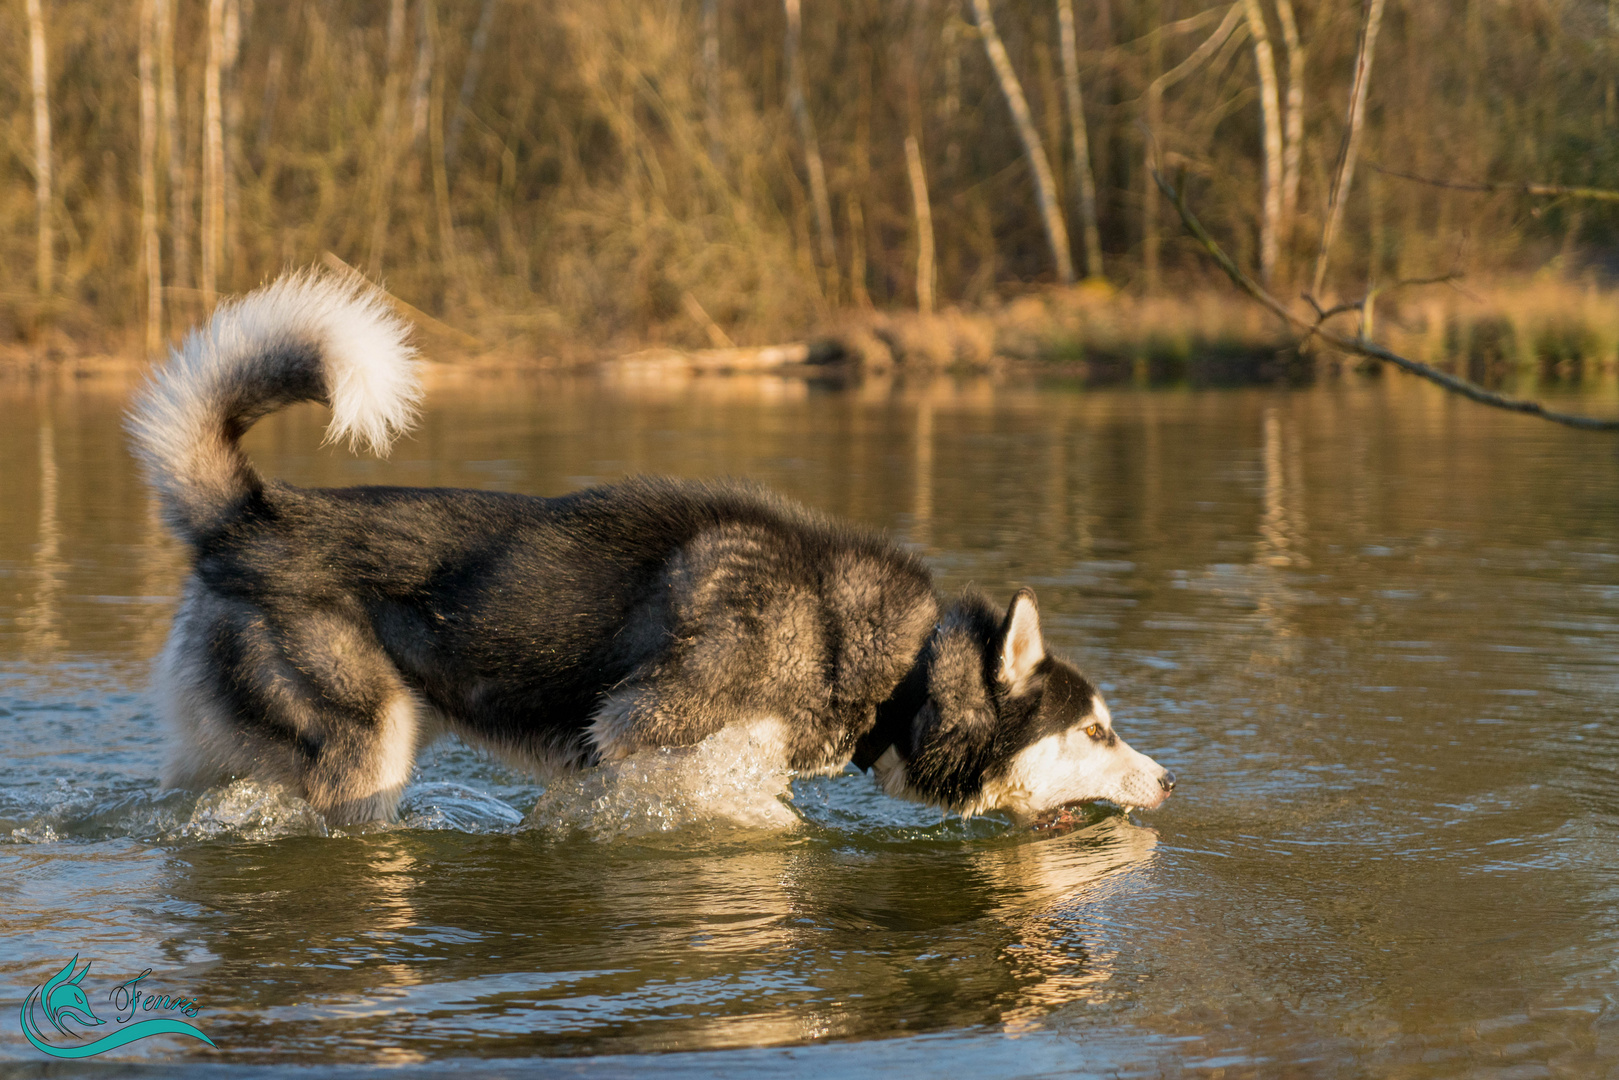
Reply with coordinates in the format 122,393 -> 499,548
1,0 -> 1616,357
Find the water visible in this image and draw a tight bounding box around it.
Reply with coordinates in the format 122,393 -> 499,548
1,369 -> 1617,1077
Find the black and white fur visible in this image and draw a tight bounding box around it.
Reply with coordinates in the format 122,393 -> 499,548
128,273 -> 1175,826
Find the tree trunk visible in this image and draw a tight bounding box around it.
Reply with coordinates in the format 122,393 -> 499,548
905,134 -> 936,315
202,0 -> 225,306
368,0 -> 410,272
26,0 -> 52,299
850,39 -> 872,308
1313,0 -> 1387,298
140,0 -> 163,354
1057,0 -> 1102,279
1242,0 -> 1283,284
969,0 -> 1074,285
446,0 -> 499,169
784,0 -> 838,298
157,0 -> 187,295
1275,0 -> 1304,249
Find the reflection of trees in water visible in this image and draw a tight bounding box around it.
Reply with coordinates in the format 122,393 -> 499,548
157,817 -> 1154,1057
1257,407 -> 1308,571
1,384 -> 189,667
19,421 -> 66,657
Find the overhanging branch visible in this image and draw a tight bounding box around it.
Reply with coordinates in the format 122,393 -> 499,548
1151,169 -> 1619,432
1369,163 -> 1619,204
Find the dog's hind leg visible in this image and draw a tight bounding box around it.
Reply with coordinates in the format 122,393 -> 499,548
169,593 -> 424,825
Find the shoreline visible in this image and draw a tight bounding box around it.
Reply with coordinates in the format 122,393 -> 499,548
4,278 -> 1617,395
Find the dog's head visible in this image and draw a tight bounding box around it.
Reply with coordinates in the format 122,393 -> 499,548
860,588 -> 1174,821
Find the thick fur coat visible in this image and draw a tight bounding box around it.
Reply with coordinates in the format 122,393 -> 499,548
129,274 -> 1174,825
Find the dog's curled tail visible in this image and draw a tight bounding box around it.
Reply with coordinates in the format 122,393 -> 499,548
127,271 -> 420,542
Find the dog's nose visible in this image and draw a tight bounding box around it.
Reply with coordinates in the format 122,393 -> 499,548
1158,770 -> 1176,793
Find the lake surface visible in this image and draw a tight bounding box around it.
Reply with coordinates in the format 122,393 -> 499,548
1,369 -> 1617,1078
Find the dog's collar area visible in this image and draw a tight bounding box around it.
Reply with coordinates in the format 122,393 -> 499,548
851,650 -> 931,772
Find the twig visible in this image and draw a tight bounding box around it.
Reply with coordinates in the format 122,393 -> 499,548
680,291 -> 735,349
320,251 -> 485,349
1152,170 -> 1619,432
1369,163 -> 1619,203
1303,272 -> 1460,324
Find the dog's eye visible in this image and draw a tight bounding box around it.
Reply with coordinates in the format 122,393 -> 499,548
1084,724 -> 1104,740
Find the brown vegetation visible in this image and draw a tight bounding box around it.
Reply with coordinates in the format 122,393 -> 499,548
1,0 -> 1617,372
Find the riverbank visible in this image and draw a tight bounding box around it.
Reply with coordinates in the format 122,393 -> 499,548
5,276 -> 1618,393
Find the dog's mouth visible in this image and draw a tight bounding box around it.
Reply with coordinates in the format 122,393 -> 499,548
1027,799 -> 1110,831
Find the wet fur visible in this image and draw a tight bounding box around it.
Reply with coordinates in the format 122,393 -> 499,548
130,273 -> 1173,826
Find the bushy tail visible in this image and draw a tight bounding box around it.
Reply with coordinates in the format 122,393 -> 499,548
127,271 -> 420,543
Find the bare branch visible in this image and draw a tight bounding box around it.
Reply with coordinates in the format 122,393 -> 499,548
1312,0 -> 1386,298
1369,163 -> 1619,203
1152,170 -> 1619,432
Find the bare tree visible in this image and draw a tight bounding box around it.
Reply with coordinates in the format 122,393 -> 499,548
1157,168 -> 1619,432
905,134 -> 936,314
26,0 -> 52,299
1142,3 -> 1247,291
1241,0 -> 1283,284
202,0 -> 226,305
1312,0 -> 1386,298
140,0 -> 163,353
1056,0 -> 1102,279
784,0 -> 838,296
1275,0 -> 1303,249
970,0 -> 1074,285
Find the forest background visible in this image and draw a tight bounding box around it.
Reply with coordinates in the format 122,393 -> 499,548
2,0 -> 1617,372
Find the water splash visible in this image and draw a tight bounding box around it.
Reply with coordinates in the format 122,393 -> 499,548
526,723 -> 800,841
177,779 -> 329,841
397,781 -> 524,832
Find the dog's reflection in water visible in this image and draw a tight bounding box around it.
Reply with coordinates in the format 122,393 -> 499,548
983,815 -> 1160,1031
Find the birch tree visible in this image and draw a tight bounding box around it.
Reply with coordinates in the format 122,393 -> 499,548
1241,0 -> 1283,284
1275,0 -> 1303,247
26,0 -> 52,299
1056,0 -> 1102,279
970,0 -> 1074,285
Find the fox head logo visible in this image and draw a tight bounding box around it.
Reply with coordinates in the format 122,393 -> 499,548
19,954 -> 214,1060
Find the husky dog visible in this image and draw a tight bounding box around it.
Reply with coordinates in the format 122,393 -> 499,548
128,274 -> 1175,826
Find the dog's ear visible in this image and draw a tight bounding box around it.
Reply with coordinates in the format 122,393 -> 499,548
997,588 -> 1045,690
